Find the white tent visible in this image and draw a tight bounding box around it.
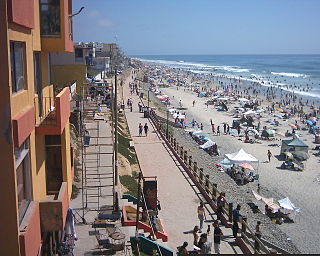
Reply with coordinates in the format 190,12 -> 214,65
192,130 -> 207,137
200,140 -> 216,149
278,197 -> 300,213
225,148 -> 259,163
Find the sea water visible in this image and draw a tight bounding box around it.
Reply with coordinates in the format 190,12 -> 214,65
134,54 -> 320,100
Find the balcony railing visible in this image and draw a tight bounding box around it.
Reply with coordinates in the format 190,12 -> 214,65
39,182 -> 69,232
35,87 -> 71,135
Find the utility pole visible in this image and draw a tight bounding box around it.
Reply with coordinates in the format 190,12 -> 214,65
114,66 -> 118,186
166,109 -> 169,138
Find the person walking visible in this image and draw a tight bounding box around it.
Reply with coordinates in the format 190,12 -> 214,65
223,123 -> 227,134
216,192 -> 226,222
211,124 -> 215,134
213,220 -> 223,254
217,126 -> 221,136
197,201 -> 206,232
232,204 -> 242,238
254,221 -> 262,252
144,123 -> 149,136
267,150 -> 272,162
138,123 -> 143,136
193,100 -> 195,107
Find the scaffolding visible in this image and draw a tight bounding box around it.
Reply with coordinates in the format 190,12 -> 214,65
79,81 -> 115,221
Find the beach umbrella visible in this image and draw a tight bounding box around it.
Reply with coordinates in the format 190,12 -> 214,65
292,151 -> 309,161
238,162 -> 254,170
306,120 -> 313,126
288,123 -> 297,129
276,132 -> 285,137
274,114 -> 284,119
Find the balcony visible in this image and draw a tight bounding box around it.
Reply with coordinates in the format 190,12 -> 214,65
19,201 -> 42,256
40,0 -> 73,52
35,87 -> 70,135
39,182 -> 69,232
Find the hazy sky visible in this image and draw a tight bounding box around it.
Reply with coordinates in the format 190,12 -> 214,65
73,0 -> 320,55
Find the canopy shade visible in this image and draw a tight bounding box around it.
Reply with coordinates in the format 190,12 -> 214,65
238,162 -> 254,170
219,158 -> 233,168
278,197 -> 300,212
225,148 -> 259,163
200,140 -> 216,149
292,151 -> 309,161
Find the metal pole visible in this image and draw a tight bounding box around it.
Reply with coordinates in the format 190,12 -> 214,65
135,172 -> 142,233
148,89 -> 150,108
114,69 -> 118,186
166,110 -> 169,138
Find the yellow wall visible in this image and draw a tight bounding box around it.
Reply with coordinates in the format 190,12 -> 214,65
31,133 -> 47,201
51,64 -> 86,93
32,0 -> 41,51
61,122 -> 72,197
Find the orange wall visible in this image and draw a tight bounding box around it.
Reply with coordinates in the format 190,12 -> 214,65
0,1 -> 21,255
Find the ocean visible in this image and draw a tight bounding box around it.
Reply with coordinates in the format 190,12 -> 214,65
134,54 -> 320,101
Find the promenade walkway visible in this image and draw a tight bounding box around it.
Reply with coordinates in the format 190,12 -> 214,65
122,71 -> 242,254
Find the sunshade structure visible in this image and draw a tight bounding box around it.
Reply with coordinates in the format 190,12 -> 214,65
261,129 -> 275,138
219,158 -> 233,168
225,148 -> 259,163
278,197 -> 300,213
192,130 -> 207,137
292,151 -> 309,161
200,140 -> 216,149
252,191 -> 280,213
239,162 -> 254,170
280,138 -> 309,154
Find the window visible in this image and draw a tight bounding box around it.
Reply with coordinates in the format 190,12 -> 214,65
40,0 -> 61,36
75,48 -> 83,58
34,52 -> 42,94
10,41 -> 26,93
14,139 -> 32,223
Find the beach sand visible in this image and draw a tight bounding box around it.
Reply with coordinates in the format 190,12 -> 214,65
159,86 -> 320,253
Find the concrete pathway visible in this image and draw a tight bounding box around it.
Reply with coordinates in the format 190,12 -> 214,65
122,71 -> 242,254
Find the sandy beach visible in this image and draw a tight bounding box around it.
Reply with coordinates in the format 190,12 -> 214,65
139,64 -> 320,253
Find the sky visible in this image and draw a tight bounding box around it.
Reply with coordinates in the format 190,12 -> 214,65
73,0 -> 320,55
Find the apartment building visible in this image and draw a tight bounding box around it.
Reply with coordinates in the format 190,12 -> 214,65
0,0 -> 74,255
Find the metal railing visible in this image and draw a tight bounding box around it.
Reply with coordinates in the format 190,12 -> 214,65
34,95 -> 57,126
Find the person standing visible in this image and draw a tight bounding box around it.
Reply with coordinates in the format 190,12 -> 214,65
213,220 -> 223,254
200,123 -> 203,130
193,100 -> 195,107
267,150 -> 272,162
192,226 -> 199,246
144,123 -> 149,136
223,123 -> 227,134
254,221 -> 262,252
200,233 -> 212,254
232,204 -> 242,238
216,192 -> 226,222
138,123 -> 143,136
197,202 -> 206,232
211,124 -> 215,134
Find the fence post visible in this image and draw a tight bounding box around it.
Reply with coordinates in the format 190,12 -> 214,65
188,156 -> 192,168
176,142 -> 179,152
184,151 -> 188,164
180,146 -> 184,158
205,175 -> 210,193
173,138 -> 176,149
193,161 -> 197,176
212,183 -> 217,198
199,168 -> 204,185
241,217 -> 247,238
228,202 -> 233,223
